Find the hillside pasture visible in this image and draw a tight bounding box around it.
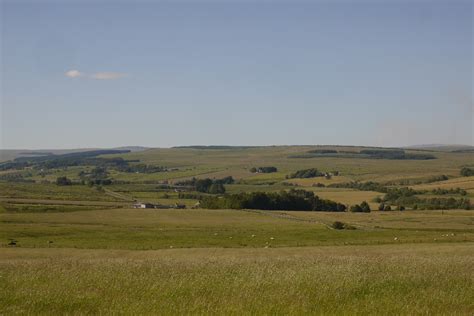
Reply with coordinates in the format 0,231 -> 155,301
411,176 -> 474,192
0,182 -> 121,202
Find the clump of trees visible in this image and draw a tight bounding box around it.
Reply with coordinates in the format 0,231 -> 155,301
431,188 -> 467,196
199,189 -> 346,212
250,166 -> 278,173
392,175 -> 449,186
288,168 -> 324,179
194,179 -> 225,194
349,201 -> 371,213
383,187 -> 418,201
0,172 -> 34,182
56,176 -> 72,186
378,203 -> 404,211
79,167 -> 114,186
213,176 -> 235,185
0,161 -> 29,171
176,176 -> 234,194
87,179 -> 113,186
332,181 -> 467,200
359,149 -> 436,160
382,187 -> 470,210
410,198 -> 471,210
117,164 -> 167,173
328,181 -> 388,193
178,192 -> 205,200
460,167 -> 474,177
426,174 -> 449,182
208,183 -> 226,194
332,221 -> 356,230
307,149 -> 338,154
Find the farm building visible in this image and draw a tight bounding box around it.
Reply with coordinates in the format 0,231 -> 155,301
132,203 -> 155,209
132,202 -> 186,209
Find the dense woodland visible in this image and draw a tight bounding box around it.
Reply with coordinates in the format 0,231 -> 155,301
175,176 -> 235,194
200,189 -> 347,212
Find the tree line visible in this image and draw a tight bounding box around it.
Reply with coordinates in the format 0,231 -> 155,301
175,176 -> 235,194
199,189 -> 346,212
287,168 -> 325,179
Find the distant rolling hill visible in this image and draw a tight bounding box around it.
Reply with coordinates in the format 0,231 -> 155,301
0,146 -> 150,163
404,144 -> 474,152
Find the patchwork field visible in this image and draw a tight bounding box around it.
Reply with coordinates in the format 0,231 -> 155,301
0,145 -> 473,314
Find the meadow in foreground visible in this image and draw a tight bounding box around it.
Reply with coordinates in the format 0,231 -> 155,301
1,244 -> 473,315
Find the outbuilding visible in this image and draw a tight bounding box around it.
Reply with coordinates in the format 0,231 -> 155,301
133,203 -> 155,209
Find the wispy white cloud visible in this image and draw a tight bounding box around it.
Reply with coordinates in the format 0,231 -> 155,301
90,72 -> 127,80
65,70 -> 127,80
65,70 -> 82,78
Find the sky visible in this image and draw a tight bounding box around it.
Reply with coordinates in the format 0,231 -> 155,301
1,0 -> 472,149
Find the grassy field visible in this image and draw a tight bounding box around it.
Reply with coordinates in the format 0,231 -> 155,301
1,145 -> 473,314
0,207 -> 473,314
2,208 -> 473,250
1,244 -> 473,315
0,182 -> 122,202
107,146 -> 474,183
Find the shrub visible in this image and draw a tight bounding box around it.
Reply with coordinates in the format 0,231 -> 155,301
350,205 -> 363,212
331,221 -> 356,230
332,221 -> 345,230
360,201 -> 371,212
56,176 -> 72,186
250,166 -> 278,173
460,167 -> 474,177
350,202 -> 370,213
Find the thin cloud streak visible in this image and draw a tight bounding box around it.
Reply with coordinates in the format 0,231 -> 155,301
65,70 -> 127,80
90,72 -> 127,80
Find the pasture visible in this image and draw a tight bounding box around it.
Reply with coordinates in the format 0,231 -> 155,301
1,208 -> 473,250
1,243 -> 473,315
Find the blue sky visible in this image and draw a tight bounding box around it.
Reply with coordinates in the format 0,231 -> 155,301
1,0 -> 472,149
